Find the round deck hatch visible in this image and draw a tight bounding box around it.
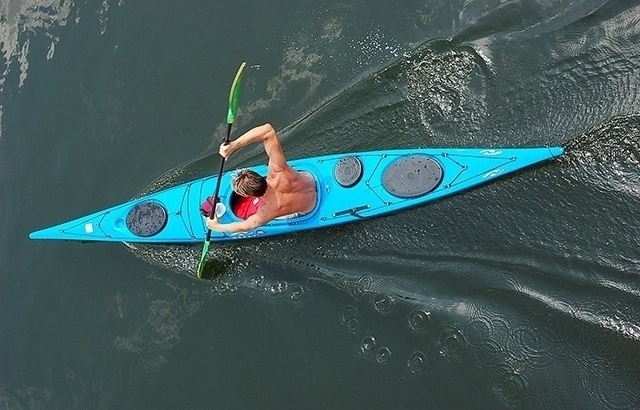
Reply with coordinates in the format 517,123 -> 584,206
126,201 -> 168,237
334,156 -> 363,187
382,155 -> 443,198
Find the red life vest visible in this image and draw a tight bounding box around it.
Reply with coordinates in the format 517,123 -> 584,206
232,196 -> 265,220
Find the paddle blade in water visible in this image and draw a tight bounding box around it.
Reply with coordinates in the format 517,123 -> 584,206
226,62 -> 247,124
196,240 -> 211,278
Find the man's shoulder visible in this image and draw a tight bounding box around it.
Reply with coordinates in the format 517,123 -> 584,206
268,162 -> 299,181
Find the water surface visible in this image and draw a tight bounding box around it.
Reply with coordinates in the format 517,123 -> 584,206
1,0 -> 639,408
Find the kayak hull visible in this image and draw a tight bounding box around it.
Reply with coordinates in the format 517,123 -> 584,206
29,147 -> 564,243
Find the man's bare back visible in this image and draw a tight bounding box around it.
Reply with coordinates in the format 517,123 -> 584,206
204,123 -> 317,233
262,168 -> 316,218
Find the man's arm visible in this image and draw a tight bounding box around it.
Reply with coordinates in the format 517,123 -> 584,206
220,123 -> 289,171
203,212 -> 269,234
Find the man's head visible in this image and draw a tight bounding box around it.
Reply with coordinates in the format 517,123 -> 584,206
232,169 -> 268,197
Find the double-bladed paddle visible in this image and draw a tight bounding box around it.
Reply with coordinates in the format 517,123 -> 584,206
196,62 -> 247,278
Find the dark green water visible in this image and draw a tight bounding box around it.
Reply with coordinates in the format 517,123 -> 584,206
2,0 -> 640,408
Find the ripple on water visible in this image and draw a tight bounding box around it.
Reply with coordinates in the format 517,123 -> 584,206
466,297 -> 512,344
473,338 -> 505,369
268,280 -> 288,297
436,325 -> 466,363
490,363 -> 537,407
485,271 -> 525,293
371,294 -> 395,314
305,277 -> 318,292
376,346 -> 392,364
351,274 -> 374,300
408,309 -> 431,332
339,306 -> 358,325
407,351 -> 427,373
581,358 -> 638,410
463,317 -> 493,347
543,356 -> 580,408
464,306 -> 511,348
290,285 -> 304,302
346,320 -> 359,334
360,335 -> 377,356
507,322 -> 562,370
339,306 -> 359,334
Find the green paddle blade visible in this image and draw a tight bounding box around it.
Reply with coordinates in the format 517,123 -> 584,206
196,240 -> 211,278
226,62 -> 247,124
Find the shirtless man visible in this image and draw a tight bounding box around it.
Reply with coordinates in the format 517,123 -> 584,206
203,123 -> 316,233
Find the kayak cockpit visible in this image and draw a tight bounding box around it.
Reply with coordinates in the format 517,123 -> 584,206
224,169 -> 322,224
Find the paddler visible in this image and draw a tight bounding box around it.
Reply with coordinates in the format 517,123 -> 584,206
202,123 -> 316,233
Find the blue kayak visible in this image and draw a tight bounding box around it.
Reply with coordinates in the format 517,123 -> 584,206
29,147 -> 564,243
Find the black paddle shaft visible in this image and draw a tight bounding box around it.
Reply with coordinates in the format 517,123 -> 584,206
204,123 -> 232,241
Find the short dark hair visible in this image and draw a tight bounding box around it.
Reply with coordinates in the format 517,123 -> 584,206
232,169 -> 267,197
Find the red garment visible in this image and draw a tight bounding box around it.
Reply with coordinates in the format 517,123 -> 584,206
232,196 -> 265,220
199,196 -> 218,217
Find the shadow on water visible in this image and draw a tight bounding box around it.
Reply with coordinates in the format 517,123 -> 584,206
123,40 -> 640,408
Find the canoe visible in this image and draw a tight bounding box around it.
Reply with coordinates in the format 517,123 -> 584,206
29,147 -> 564,243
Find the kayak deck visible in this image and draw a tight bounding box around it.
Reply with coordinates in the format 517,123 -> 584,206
29,147 -> 564,243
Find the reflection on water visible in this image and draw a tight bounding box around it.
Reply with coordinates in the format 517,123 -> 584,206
0,0 -> 73,90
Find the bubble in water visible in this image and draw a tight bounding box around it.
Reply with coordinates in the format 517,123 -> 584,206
407,351 -> 427,373
376,346 -> 392,364
361,335 -> 377,356
408,309 -> 431,332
